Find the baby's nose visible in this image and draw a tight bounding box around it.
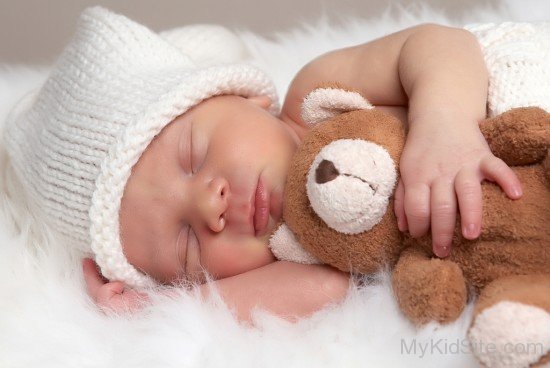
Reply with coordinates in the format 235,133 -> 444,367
200,177 -> 230,232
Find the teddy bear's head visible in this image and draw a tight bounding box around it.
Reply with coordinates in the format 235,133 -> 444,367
281,88 -> 407,273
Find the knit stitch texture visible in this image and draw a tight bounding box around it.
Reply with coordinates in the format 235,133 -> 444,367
4,6 -> 278,288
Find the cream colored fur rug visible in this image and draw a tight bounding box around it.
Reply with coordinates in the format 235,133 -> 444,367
0,2 -> 546,367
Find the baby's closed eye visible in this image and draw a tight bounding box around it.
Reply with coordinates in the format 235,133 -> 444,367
178,119 -> 208,175
175,226 -> 191,275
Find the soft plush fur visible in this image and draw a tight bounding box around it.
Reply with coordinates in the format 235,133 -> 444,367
280,107 -> 405,271
277,92 -> 550,366
1,2 -> 548,367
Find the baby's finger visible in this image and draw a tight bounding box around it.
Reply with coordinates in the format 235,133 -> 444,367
455,170 -> 482,239
82,258 -> 105,300
104,282 -> 125,297
430,179 -> 457,258
480,156 -> 523,199
103,288 -> 149,313
403,182 -> 431,238
393,179 -> 408,231
122,289 -> 150,312
96,281 -> 125,307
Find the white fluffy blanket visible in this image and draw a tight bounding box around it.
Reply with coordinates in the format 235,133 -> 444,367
0,2 -> 546,367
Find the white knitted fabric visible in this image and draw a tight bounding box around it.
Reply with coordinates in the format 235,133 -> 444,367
160,24 -> 250,66
3,6 -> 278,289
465,22 -> 550,117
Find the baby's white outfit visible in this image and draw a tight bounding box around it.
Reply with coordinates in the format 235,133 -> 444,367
465,22 -> 550,116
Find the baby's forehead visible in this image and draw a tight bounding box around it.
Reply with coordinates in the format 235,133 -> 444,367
194,94 -> 273,114
133,93 -> 281,162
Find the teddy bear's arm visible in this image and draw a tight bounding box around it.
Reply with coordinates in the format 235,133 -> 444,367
480,107 -> 550,166
391,247 -> 468,325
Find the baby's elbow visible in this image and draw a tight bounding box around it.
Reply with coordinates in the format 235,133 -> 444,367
416,23 -> 478,42
415,23 -> 455,32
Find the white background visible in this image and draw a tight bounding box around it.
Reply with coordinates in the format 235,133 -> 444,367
1,0 -> 548,63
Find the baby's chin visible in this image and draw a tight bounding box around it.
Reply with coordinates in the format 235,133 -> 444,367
262,215 -> 282,243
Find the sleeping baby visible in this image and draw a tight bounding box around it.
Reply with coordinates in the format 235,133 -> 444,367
6,6 -> 545,321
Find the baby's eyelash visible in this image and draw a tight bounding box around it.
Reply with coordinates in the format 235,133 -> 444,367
178,121 -> 194,175
175,226 -> 189,274
189,123 -> 194,173
188,227 -> 199,246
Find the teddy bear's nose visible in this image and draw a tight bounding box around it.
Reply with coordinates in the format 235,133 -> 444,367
315,159 -> 340,184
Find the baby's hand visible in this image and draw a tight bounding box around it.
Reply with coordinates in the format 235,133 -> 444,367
82,258 -> 149,313
393,119 -> 523,258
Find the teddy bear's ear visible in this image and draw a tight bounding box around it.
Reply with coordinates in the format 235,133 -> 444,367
301,87 -> 374,127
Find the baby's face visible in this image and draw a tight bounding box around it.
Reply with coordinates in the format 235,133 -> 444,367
119,95 -> 298,284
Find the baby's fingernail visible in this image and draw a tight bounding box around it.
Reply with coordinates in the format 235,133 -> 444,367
512,186 -> 523,198
435,244 -> 450,258
463,223 -> 479,239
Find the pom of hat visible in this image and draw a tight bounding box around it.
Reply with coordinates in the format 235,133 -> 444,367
161,24 -> 250,66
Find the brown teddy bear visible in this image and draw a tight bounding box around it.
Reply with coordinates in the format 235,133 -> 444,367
269,87 -> 550,367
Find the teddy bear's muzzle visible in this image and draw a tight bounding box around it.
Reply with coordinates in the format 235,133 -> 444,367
306,139 -> 398,234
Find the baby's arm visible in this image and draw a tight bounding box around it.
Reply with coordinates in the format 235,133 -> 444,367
282,24 -> 522,257
83,259 -> 349,322
392,25 -> 521,257
207,261 -> 349,322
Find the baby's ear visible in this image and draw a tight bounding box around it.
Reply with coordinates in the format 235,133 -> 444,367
247,95 -> 272,110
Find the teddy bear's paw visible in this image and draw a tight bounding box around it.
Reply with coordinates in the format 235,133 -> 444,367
392,249 -> 467,325
468,301 -> 550,368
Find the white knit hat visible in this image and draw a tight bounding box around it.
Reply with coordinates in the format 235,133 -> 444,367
4,6 -> 278,288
